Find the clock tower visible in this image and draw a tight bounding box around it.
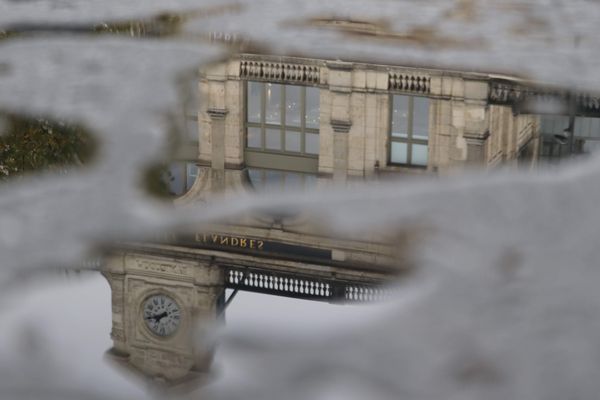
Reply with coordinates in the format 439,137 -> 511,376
102,249 -> 225,386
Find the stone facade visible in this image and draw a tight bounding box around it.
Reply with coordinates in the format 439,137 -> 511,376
102,251 -> 224,385
185,54 -> 539,197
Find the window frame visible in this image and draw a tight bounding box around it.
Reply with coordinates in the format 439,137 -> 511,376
244,81 -> 320,158
388,94 -> 429,168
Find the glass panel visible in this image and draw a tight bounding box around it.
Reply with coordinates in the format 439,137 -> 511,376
305,87 -> 320,129
574,117 -> 589,137
247,81 -> 262,123
247,127 -> 262,148
304,173 -> 317,188
265,169 -> 284,190
412,97 -> 429,140
166,162 -> 184,195
554,116 -> 570,135
286,86 -> 302,127
247,168 -> 264,190
390,142 -> 407,164
581,139 -> 600,154
583,118 -> 592,136
391,95 -> 409,138
285,131 -> 301,152
411,144 -> 428,166
305,132 -> 319,155
266,128 -> 282,150
265,83 -> 282,125
590,118 -> 600,138
540,116 -> 553,134
574,117 -> 600,138
185,163 -> 198,191
283,172 -> 302,191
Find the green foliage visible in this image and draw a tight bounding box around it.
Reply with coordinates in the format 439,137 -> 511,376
0,113 -> 97,180
142,163 -> 175,199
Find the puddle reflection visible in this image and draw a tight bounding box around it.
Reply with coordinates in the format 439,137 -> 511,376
0,112 -> 97,181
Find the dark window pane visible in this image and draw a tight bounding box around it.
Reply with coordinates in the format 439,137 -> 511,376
286,86 -> 302,127
305,132 -> 319,154
413,97 -> 429,139
247,127 -> 262,148
265,83 -> 282,124
305,87 -> 320,129
247,81 -> 262,123
285,131 -> 301,152
392,95 -> 409,138
266,128 -> 282,150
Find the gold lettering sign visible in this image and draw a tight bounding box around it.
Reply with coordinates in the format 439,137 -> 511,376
194,233 -> 265,251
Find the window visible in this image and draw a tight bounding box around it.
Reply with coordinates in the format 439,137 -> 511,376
163,162 -> 199,196
389,95 -> 429,167
539,115 -> 600,162
246,82 -> 320,157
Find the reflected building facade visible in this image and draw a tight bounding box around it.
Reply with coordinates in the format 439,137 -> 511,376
105,52 -> 600,386
165,53 -> 600,197
180,54 -> 541,197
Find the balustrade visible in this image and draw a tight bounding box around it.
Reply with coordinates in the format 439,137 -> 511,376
226,267 -> 389,303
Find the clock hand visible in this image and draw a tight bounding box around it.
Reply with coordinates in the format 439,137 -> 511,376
145,311 -> 168,322
154,311 -> 168,321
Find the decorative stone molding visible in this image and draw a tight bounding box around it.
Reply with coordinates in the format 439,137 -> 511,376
206,108 -> 228,120
240,60 -> 320,84
388,71 -> 430,94
110,327 -> 125,342
326,60 -> 353,71
330,119 -> 352,133
489,81 -> 600,113
463,130 -> 490,143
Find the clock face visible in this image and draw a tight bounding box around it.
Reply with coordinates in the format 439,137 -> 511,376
142,294 -> 181,337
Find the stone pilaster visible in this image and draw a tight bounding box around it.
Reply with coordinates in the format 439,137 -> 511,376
464,131 -> 490,166
206,108 -> 228,193
331,119 -> 352,184
327,61 -> 353,184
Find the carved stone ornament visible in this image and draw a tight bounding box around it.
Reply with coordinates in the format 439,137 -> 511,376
330,119 -> 352,133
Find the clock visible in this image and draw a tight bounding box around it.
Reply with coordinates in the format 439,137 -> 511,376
142,294 -> 181,337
